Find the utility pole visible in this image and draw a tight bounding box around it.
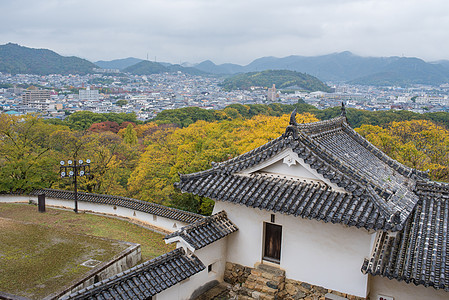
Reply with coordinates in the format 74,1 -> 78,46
60,159 -> 91,213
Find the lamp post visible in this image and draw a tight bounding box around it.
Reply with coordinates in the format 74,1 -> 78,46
60,158 -> 91,213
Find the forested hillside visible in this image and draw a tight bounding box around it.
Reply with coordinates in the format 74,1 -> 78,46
0,43 -> 96,75
2,104 -> 449,216
219,70 -> 332,92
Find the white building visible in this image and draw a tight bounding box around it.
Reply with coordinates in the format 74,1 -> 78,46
64,106 -> 449,300
79,87 -> 99,102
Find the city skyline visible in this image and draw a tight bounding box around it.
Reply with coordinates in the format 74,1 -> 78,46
1,0 -> 449,65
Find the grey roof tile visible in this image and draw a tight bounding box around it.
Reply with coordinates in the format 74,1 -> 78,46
62,248 -> 205,300
178,172 -> 388,230
165,211 -> 238,250
362,181 -> 449,291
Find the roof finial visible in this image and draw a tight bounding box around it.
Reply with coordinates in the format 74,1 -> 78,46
289,108 -> 298,126
340,102 -> 346,117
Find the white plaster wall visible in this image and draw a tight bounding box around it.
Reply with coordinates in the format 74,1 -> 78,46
155,239 -> 228,300
0,195 -> 32,203
0,195 -> 188,233
194,238 -> 228,283
242,148 -> 345,193
262,159 -> 320,182
369,275 -> 449,300
214,201 -> 372,298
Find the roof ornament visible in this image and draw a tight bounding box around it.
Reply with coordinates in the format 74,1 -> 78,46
390,211 -> 402,225
340,102 -> 346,117
289,108 -> 298,126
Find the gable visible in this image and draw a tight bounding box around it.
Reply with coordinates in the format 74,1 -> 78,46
242,149 -> 346,193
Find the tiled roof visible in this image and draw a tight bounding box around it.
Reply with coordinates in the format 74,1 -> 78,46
62,247 -> 205,300
176,114 -> 426,231
362,181 -> 449,291
165,210 -> 239,250
30,188 -> 204,224
177,173 -> 389,230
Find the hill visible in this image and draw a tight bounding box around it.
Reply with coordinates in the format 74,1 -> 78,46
122,60 -> 208,75
122,60 -> 167,75
219,70 -> 331,92
0,43 -> 96,75
194,52 -> 449,86
194,60 -> 244,74
95,57 -> 143,70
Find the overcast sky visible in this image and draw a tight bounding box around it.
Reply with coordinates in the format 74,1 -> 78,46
1,0 -> 448,65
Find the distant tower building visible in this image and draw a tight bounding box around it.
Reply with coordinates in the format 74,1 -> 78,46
22,86 -> 51,105
79,87 -> 99,101
267,84 -> 277,101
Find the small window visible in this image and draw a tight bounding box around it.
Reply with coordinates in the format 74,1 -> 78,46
271,214 -> 275,223
133,211 -> 136,216
208,262 -> 216,274
173,223 -> 177,228
263,222 -> 282,263
153,215 -> 157,222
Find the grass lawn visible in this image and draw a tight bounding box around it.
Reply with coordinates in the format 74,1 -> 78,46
0,203 -> 175,299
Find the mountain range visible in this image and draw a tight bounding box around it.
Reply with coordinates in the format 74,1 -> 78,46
1,43 -> 449,86
193,52 -> 449,85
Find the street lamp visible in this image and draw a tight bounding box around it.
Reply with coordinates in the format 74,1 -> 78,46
60,158 -> 91,213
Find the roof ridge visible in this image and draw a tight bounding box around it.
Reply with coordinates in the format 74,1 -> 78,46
64,247 -> 191,299
296,116 -> 346,134
416,180 -> 449,194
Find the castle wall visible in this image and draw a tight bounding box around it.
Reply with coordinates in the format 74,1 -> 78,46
214,201 -> 374,298
0,195 -> 189,233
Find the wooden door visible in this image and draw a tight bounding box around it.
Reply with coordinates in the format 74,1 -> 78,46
263,222 -> 282,263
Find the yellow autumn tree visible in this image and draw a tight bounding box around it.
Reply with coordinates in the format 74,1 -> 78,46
127,113 -> 318,214
356,120 -> 449,181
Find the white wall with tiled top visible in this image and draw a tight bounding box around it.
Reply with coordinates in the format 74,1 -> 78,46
0,195 -> 189,233
213,201 -> 373,298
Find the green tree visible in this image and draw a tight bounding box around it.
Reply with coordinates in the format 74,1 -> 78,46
0,115 -> 64,192
123,124 -> 138,145
115,100 -> 128,107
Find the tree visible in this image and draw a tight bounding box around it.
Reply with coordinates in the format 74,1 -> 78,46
115,100 -> 128,107
128,113 -> 319,215
0,114 -> 64,192
122,124 -> 138,145
356,120 -> 449,181
88,121 -> 120,133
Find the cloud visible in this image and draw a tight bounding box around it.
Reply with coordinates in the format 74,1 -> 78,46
1,0 -> 448,64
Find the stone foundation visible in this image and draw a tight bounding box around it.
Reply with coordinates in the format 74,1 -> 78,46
224,262 -> 365,300
224,262 -> 252,285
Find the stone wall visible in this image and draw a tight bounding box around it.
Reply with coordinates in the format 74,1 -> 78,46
224,262 -> 365,300
224,262 -> 252,285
